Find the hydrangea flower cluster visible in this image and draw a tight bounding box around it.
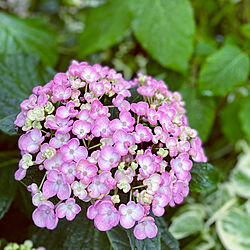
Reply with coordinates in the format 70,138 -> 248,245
14,61 -> 207,240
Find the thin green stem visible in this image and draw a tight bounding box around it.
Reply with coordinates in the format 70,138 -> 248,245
132,184 -> 147,189
20,180 -> 28,188
39,171 -> 48,190
88,143 -> 102,150
82,139 -> 88,148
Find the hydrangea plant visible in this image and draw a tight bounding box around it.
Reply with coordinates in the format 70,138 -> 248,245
14,61 -> 207,240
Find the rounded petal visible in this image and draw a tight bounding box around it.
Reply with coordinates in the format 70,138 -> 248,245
133,222 -> 146,240
46,213 -> 58,230
145,221 -> 158,238
120,214 -> 135,229
32,209 -> 46,228
57,183 -> 71,200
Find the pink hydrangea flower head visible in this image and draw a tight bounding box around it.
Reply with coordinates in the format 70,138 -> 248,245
14,62 -> 208,239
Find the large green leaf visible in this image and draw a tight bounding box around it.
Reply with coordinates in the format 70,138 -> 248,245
106,226 -> 132,250
0,165 -> 17,219
0,12 -> 58,66
131,0 -> 195,72
220,98 -> 245,144
199,45 -> 250,96
190,162 -> 220,192
216,208 -> 250,250
239,96 -> 250,142
156,217 -> 180,250
231,146 -> 250,199
79,0 -> 131,56
0,54 -> 54,135
32,210 -> 110,250
0,151 -> 19,169
169,205 -> 206,239
179,84 -> 216,142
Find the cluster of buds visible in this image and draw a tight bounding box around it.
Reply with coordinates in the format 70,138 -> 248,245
14,61 -> 207,240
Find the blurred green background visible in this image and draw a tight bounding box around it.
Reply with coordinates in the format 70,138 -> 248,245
0,0 -> 250,249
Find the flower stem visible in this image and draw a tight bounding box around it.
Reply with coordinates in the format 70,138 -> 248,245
88,143 -> 101,150
82,139 -> 88,148
132,184 -> 147,189
129,189 -> 132,201
20,180 -> 27,188
39,171 -> 48,190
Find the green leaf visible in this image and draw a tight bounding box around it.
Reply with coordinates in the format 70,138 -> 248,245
0,165 -> 17,219
0,12 -> 58,66
0,151 -> 19,169
32,210 -> 110,250
239,96 -> 250,142
106,226 -> 131,250
216,208 -> 250,250
231,146 -> 250,199
199,45 -> 250,96
169,205 -> 206,239
126,87 -> 144,103
131,0 -> 195,72
79,0 -> 131,56
190,162 -> 220,192
156,217 -> 180,250
0,54 -> 54,135
179,84 -> 216,142
220,99 -> 245,144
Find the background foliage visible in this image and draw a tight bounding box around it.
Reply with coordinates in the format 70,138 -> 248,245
0,0 -> 250,249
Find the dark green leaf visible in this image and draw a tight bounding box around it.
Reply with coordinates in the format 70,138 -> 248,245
220,99 -> 245,144
156,217 -> 180,250
179,84 -> 216,142
126,87 -> 144,104
239,96 -> 250,142
106,226 -> 131,250
190,162 -> 220,192
0,151 -> 19,169
0,54 -> 54,135
0,165 -> 17,219
131,0 -> 195,72
32,209 -> 110,250
79,0 -> 132,56
199,45 -> 250,96
0,12 -> 58,66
